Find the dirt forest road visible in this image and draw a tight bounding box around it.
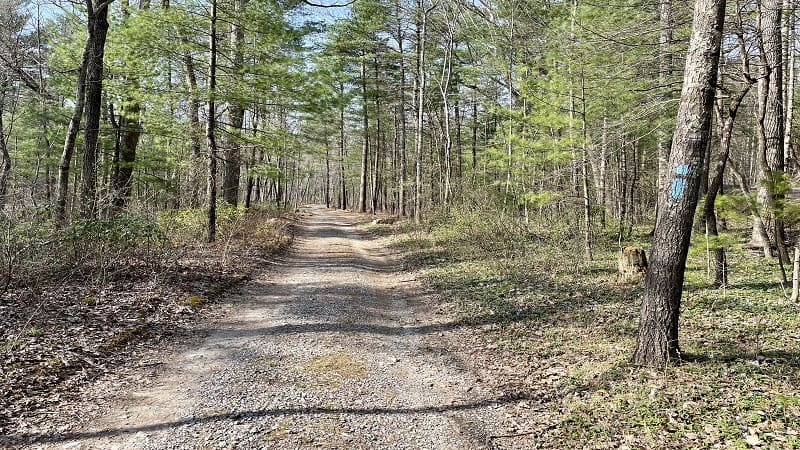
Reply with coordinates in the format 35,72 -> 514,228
21,206 -> 517,449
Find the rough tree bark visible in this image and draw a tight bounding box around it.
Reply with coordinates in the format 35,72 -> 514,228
79,0 -> 112,219
750,0 -> 786,261
207,0 -> 218,242
783,0 -> 795,169
632,0 -> 726,367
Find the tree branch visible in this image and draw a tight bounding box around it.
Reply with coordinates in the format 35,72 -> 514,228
301,0 -> 355,8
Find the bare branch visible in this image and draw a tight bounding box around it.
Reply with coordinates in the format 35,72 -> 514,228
301,0 -> 355,8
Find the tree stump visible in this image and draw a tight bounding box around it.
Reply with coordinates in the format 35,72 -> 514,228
618,246 -> 648,283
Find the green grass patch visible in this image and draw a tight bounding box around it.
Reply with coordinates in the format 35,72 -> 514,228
182,294 -> 207,308
99,326 -> 150,353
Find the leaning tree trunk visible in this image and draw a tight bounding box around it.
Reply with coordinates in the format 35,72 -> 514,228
55,25 -> 91,223
632,0 -> 726,367
707,88 -> 751,286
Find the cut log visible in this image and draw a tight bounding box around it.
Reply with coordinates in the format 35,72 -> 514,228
618,246 -> 648,282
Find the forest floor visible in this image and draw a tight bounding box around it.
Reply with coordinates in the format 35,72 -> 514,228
371,208 -> 800,448
5,206 -> 800,449
0,208 -> 295,447
3,206 -> 536,449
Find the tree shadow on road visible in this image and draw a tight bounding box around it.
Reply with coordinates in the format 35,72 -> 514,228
2,394 -> 533,446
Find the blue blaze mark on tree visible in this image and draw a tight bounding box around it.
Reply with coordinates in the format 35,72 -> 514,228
669,164 -> 691,200
675,164 -> 690,176
669,178 -> 687,200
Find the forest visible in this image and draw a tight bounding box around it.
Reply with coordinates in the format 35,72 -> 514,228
1,0 -> 800,447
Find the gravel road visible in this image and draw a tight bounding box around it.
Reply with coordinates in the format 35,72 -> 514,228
23,206 -> 507,449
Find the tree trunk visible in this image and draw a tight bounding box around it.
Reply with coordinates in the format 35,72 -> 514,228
325,138 -> 331,208
599,115 -> 607,229
222,0 -> 245,206
471,94 -> 477,173
791,246 -> 800,301
111,101 -> 141,211
706,37 -> 755,286
79,0 -> 111,220
371,58 -> 381,214
618,139 -> 628,244
619,246 -> 648,282
339,82 -> 347,210
397,13 -> 407,216
656,0 -> 674,196
783,0 -> 796,170
0,79 -> 11,209
454,87 -> 463,183
245,147 -> 256,208
580,73 -> 592,261
55,20 -> 92,222
413,1 -> 431,224
207,0 -> 218,242
182,48 -> 202,208
632,0 -> 725,367
358,58 -> 369,213
439,29 -> 453,204
110,0 -> 144,213
751,0 -> 786,261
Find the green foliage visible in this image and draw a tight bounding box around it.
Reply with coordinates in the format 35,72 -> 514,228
519,191 -> 560,208
68,216 -> 165,249
714,193 -> 754,222
0,208 -> 172,287
60,216 -> 170,280
157,208 -> 207,242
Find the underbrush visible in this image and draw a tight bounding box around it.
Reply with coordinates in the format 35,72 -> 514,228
0,204 -> 295,437
0,203 -> 293,288
387,203 -> 800,448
